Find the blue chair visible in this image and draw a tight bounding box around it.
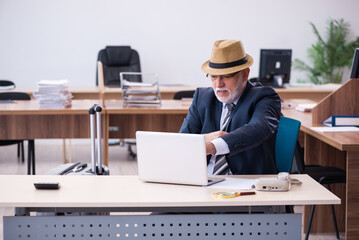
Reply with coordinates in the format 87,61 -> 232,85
275,116 -> 301,173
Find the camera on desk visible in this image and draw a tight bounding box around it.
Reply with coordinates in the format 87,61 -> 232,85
254,172 -> 291,192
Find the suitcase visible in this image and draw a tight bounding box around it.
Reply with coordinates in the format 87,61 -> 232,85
45,104 -> 109,175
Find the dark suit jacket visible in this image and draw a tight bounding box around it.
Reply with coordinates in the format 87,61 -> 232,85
179,81 -> 281,174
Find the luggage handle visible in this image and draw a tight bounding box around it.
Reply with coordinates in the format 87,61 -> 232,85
89,104 -> 103,174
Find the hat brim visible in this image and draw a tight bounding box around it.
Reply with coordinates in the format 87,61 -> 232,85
201,54 -> 253,75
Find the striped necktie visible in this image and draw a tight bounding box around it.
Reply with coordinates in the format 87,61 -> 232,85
213,103 -> 234,175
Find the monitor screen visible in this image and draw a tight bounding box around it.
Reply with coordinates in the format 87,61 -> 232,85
350,48 -> 359,79
259,49 -> 292,88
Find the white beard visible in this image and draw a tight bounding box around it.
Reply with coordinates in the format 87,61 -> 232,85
214,81 -> 244,104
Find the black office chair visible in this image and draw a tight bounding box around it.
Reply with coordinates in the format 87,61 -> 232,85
0,80 -> 16,90
97,46 -> 142,158
0,92 -> 36,175
293,141 -> 345,240
96,46 -> 142,86
173,90 -> 195,100
248,77 -> 258,84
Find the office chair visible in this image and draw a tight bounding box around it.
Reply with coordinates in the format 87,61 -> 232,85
0,92 -> 36,175
0,80 -> 16,90
96,46 -> 142,86
274,116 -> 301,214
275,116 -> 301,173
248,77 -> 258,84
173,90 -> 195,100
293,142 -> 345,240
97,46 -> 142,158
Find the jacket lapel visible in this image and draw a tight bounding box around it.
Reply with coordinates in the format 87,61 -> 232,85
225,82 -> 252,131
213,100 -> 222,131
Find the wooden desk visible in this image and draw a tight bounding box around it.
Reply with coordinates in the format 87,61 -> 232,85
0,100 -> 105,170
103,100 -> 190,164
0,174 -> 338,209
282,106 -> 359,239
0,174 -> 339,239
0,100 -> 102,140
2,85 -> 335,101
105,99 -> 190,138
275,86 -> 335,102
0,99 -> 189,166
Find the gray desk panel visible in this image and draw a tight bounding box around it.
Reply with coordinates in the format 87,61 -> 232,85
4,213 -> 301,240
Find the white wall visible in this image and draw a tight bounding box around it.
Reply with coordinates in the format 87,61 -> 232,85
0,0 -> 358,88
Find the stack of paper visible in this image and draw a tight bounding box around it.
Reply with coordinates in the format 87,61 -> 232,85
295,103 -> 317,112
120,73 -> 161,106
33,80 -> 73,108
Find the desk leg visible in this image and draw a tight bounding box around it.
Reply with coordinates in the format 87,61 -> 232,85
27,141 -> 31,175
31,140 -> 35,175
62,139 -> 66,164
27,140 -> 36,175
103,112 -> 109,166
346,149 -> 359,240
68,139 -> 72,163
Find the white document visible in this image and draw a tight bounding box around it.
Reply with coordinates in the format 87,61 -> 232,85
295,103 -> 317,112
38,79 -> 70,86
312,83 -> 342,90
122,80 -> 154,87
205,178 -> 255,190
311,127 -> 359,132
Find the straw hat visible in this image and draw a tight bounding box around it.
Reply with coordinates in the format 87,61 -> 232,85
201,40 -> 253,75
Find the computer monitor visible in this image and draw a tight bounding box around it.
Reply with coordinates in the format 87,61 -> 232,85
350,48 -> 359,79
258,49 -> 292,88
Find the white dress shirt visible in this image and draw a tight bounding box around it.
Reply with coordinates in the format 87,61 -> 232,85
207,98 -> 239,175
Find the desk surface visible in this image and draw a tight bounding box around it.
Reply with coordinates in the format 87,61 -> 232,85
0,99 -> 101,115
281,106 -> 359,151
0,175 -> 339,209
1,85 -> 335,101
105,99 -> 190,114
0,99 -> 188,115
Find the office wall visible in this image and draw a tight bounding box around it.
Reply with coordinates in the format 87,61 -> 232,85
0,0 -> 358,88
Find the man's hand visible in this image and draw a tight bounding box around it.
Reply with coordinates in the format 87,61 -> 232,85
204,131 -> 228,155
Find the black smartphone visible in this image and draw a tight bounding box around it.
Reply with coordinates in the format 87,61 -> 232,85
34,182 -> 60,190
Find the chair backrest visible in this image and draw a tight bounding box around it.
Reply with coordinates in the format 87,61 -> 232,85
0,92 -> 31,101
291,140 -> 306,173
173,90 -> 195,100
96,46 -> 142,86
0,80 -> 16,90
275,116 -> 301,173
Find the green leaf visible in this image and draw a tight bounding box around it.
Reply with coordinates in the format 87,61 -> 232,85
294,18 -> 359,84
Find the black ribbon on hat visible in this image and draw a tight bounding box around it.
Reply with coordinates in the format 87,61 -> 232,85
209,56 -> 248,69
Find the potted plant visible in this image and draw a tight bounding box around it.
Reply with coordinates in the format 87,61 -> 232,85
293,18 -> 359,84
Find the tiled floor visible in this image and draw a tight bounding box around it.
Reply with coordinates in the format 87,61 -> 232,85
0,140 -> 344,239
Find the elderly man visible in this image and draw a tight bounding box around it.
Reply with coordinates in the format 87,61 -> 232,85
179,40 -> 281,175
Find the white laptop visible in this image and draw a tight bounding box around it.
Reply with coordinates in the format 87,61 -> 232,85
136,131 -> 225,186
